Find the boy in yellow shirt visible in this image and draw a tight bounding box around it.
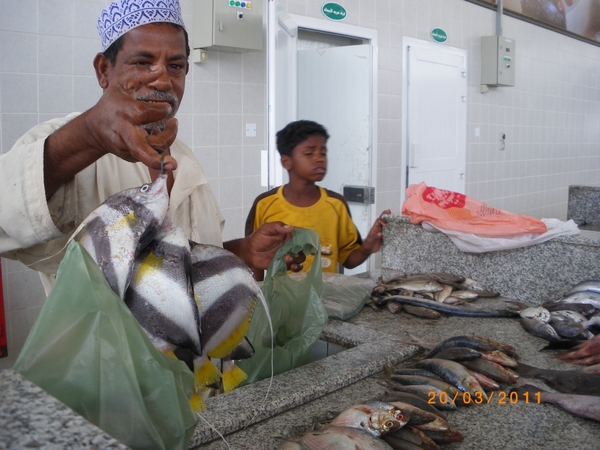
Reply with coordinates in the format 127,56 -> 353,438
245,120 -> 390,280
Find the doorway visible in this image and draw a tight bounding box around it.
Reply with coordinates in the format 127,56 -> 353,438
402,37 -> 467,199
268,14 -> 378,275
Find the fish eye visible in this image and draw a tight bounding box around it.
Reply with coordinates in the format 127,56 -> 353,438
140,184 -> 150,192
360,421 -> 366,427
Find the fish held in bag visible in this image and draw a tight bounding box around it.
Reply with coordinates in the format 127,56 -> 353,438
190,241 -> 261,395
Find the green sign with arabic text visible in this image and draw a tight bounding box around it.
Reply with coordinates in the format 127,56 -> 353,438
431,27 -> 448,43
322,2 -> 347,21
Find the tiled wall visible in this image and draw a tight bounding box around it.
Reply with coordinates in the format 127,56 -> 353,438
1,0 -> 600,368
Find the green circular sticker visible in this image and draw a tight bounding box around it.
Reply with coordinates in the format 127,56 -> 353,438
322,2 -> 347,21
431,28 -> 448,43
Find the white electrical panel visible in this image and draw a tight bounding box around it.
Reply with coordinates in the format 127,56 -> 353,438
481,36 -> 515,86
193,0 -> 263,52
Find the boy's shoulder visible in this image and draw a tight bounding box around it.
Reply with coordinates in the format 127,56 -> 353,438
322,188 -> 350,209
252,186 -> 281,205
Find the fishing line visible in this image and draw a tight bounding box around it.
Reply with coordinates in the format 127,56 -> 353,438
197,413 -> 232,449
243,288 -> 274,431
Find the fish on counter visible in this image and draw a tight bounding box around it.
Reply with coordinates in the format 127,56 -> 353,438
280,426 -> 395,450
368,273 -> 507,319
511,384 -> 600,423
515,363 -> 600,396
520,281 -> 600,344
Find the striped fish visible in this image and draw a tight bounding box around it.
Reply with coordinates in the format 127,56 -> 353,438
190,241 -> 262,394
124,214 -> 205,411
75,174 -> 169,299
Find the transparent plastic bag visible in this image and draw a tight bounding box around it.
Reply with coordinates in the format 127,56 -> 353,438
237,229 -> 328,385
321,273 -> 375,320
13,241 -> 198,450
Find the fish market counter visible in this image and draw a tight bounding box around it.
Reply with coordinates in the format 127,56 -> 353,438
191,301 -> 600,450
2,215 -> 600,449
0,369 -> 128,449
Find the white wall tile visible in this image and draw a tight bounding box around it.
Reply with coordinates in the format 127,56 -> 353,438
0,32 -> 37,73
39,75 -> 73,114
0,74 -> 37,113
1,0 -> 37,33
39,35 -> 73,75
39,0 -> 73,36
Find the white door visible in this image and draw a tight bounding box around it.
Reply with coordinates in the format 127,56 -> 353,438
268,15 -> 377,275
297,44 -> 373,275
404,39 -> 467,195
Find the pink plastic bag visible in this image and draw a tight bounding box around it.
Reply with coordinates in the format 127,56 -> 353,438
401,183 -> 547,237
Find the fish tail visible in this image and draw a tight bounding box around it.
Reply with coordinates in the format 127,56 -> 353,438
221,361 -> 248,394
163,350 -> 178,359
194,357 -> 223,390
189,392 -> 206,412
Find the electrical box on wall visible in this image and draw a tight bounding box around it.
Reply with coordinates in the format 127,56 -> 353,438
193,0 -> 263,52
481,36 -> 516,86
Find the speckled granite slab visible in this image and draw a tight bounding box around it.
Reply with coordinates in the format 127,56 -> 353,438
568,185 -> 600,226
382,215 -> 600,303
189,320 -> 417,447
0,369 -> 128,449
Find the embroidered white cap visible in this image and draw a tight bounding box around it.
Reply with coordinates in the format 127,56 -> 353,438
97,0 -> 186,51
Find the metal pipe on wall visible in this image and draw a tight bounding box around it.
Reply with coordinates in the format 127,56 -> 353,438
496,0 -> 504,36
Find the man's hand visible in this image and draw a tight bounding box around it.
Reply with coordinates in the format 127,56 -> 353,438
85,66 -> 179,171
224,222 -> 306,274
44,67 -> 179,199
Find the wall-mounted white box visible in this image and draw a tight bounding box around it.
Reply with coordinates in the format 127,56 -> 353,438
193,0 -> 263,52
481,36 -> 516,86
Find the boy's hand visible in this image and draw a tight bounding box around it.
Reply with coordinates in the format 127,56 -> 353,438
361,209 -> 391,254
343,209 -> 391,269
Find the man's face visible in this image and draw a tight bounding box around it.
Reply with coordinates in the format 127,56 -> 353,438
104,23 -> 189,130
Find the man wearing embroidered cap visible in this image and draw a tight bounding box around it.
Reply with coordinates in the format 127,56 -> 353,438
0,0 -> 302,292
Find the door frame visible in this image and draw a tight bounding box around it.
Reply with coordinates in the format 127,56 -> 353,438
401,37 -> 467,203
267,12 -> 379,197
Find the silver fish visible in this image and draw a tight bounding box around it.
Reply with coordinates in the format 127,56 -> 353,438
75,174 -> 169,298
380,295 -> 521,318
520,317 -> 560,342
511,384 -> 600,423
282,426 -> 394,450
568,280 -> 600,295
415,358 -> 488,399
551,310 -> 587,323
330,404 -> 407,437
583,314 -> 600,329
190,241 -> 263,394
557,291 -> 600,309
549,316 -> 585,339
520,306 -> 551,323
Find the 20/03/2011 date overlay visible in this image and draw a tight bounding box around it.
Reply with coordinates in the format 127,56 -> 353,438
429,390 -> 541,406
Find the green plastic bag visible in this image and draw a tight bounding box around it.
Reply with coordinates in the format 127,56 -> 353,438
238,228 -> 328,385
14,241 -> 198,450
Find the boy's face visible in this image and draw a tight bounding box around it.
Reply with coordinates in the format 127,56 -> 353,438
282,135 -> 328,182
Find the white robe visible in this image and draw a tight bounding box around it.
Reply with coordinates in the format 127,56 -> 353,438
0,112 -> 224,292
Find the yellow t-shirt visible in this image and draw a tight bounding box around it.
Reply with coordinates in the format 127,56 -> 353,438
245,186 -> 362,273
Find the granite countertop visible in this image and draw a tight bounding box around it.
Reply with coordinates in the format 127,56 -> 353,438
3,273 -> 600,450
194,289 -> 600,450
0,369 -> 128,449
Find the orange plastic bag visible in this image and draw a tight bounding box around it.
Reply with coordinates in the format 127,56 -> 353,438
401,183 -> 547,237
